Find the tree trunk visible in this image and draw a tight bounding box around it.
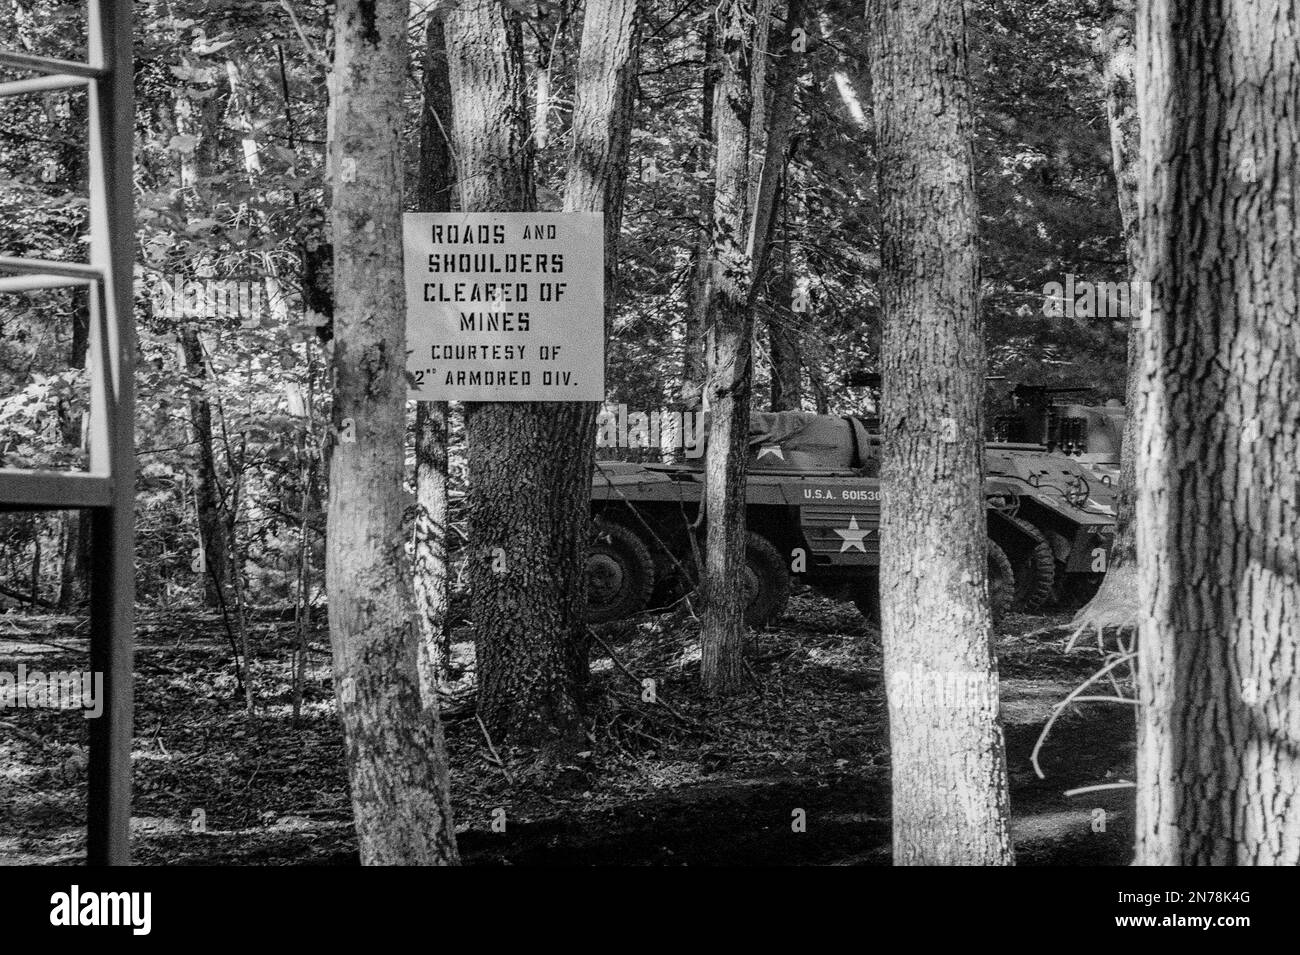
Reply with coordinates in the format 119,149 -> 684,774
563,0 -> 640,309
326,0 -> 458,865
768,262 -> 802,411
699,0 -> 758,695
680,18 -> 719,407
412,12 -> 455,700
754,0 -> 805,413
445,0 -> 589,750
868,0 -> 1014,865
1102,1 -> 1140,574
56,85 -> 90,609
178,326 -> 229,607
171,89 -> 229,608
1074,0 -> 1141,629
1133,0 -> 1300,865
746,0 -> 802,279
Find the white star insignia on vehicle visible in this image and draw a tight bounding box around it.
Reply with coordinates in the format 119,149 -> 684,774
757,445 -> 785,461
836,515 -> 872,553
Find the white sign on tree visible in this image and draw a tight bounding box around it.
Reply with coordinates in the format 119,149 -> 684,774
403,212 -> 605,401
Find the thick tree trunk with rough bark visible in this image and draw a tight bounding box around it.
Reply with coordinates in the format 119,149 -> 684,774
413,13 -> 455,700
564,0 -> 641,307
326,0 -> 458,865
1133,0 -> 1300,865
445,0 -> 591,750
868,0 -> 1014,865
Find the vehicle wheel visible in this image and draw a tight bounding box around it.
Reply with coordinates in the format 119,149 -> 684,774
852,574 -> 881,629
586,519 -> 655,623
988,539 -> 1014,624
1009,518 -> 1056,612
648,546 -> 694,609
743,532 -> 790,627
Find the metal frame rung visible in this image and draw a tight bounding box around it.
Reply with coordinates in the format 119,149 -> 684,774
0,256 -> 103,280
0,73 -> 91,97
0,274 -> 95,292
0,48 -> 106,79
0,470 -> 113,510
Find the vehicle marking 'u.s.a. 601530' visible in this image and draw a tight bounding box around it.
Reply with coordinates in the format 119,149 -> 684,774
802,488 -> 881,502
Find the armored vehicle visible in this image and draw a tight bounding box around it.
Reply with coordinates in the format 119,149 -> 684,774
587,410 -> 1115,627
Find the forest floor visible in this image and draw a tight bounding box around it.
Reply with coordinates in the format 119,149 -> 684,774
0,595 -> 1135,865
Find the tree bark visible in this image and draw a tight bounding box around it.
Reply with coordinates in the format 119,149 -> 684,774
326,0 -> 458,865
768,262 -> 802,411
564,0 -> 641,311
1103,3 -> 1140,572
171,89 -> 229,608
179,327 -> 228,607
1074,0 -> 1142,628
754,0 -> 806,413
746,0 -> 802,279
412,12 -> 455,700
56,85 -> 90,609
680,17 -> 719,407
699,0 -> 758,695
1133,0 -> 1300,865
868,0 -> 1014,865
445,0 -> 589,750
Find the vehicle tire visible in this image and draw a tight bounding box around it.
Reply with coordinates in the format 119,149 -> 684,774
743,532 -> 790,627
586,519 -> 655,623
988,539 -> 1014,624
1009,517 -> 1056,612
852,574 -> 881,628
648,546 -> 694,609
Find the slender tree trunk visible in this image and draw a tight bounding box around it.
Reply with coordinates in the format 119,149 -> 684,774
56,85 -> 91,609
746,0 -> 801,278
698,0 -> 804,691
178,327 -> 229,607
1133,0 -> 1300,865
699,0 -> 758,695
681,17 -> 719,407
1075,0 -> 1141,626
413,12 -> 455,700
171,90 -> 229,608
768,262 -> 802,410
1103,1 -> 1140,572
327,0 -> 458,864
753,0 -> 805,413
445,0 -> 589,750
868,0 -> 1014,865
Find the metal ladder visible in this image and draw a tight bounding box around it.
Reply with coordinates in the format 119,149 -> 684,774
0,0 -> 134,865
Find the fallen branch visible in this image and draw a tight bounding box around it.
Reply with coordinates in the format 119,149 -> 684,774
0,583 -> 60,611
475,714 -> 514,784
588,626 -> 697,728
1030,649 -> 1137,779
